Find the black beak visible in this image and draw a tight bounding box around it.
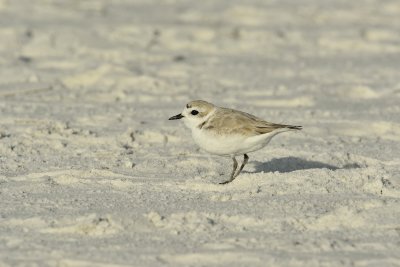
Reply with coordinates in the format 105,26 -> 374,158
168,113 -> 184,120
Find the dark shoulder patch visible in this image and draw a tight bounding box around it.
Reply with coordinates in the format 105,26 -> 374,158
198,121 -> 206,129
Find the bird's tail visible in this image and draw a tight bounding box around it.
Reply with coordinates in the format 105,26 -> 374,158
286,125 -> 302,130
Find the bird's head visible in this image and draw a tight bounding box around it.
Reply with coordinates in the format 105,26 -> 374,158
169,100 -> 215,130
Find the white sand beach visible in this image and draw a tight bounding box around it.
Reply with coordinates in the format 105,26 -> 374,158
0,0 -> 399,266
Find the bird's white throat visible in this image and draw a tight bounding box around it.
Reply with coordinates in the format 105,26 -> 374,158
183,108 -> 216,131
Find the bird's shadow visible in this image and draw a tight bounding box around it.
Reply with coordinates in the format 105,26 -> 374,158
251,156 -> 361,173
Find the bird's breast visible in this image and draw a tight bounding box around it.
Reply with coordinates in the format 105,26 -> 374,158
191,128 -> 247,156
191,128 -> 289,156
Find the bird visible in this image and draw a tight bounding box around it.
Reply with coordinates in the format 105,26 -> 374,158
169,100 -> 302,184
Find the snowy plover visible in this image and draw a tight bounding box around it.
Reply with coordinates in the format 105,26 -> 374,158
169,100 -> 301,184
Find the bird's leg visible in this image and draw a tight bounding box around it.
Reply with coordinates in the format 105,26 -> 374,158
230,156 -> 239,179
220,157 -> 238,184
234,154 -> 249,178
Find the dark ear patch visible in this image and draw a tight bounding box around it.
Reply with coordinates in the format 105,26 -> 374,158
186,104 -> 191,108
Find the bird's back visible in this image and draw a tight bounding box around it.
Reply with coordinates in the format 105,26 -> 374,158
203,107 -> 301,137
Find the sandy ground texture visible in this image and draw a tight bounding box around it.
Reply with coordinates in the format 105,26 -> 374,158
1,0 -> 400,266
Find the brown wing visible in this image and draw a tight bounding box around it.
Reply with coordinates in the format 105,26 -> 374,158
205,108 -> 301,136
255,123 -> 302,134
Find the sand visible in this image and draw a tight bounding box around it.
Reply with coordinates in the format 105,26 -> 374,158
0,0 -> 399,266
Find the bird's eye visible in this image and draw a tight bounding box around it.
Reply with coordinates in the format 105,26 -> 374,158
191,110 -> 199,115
